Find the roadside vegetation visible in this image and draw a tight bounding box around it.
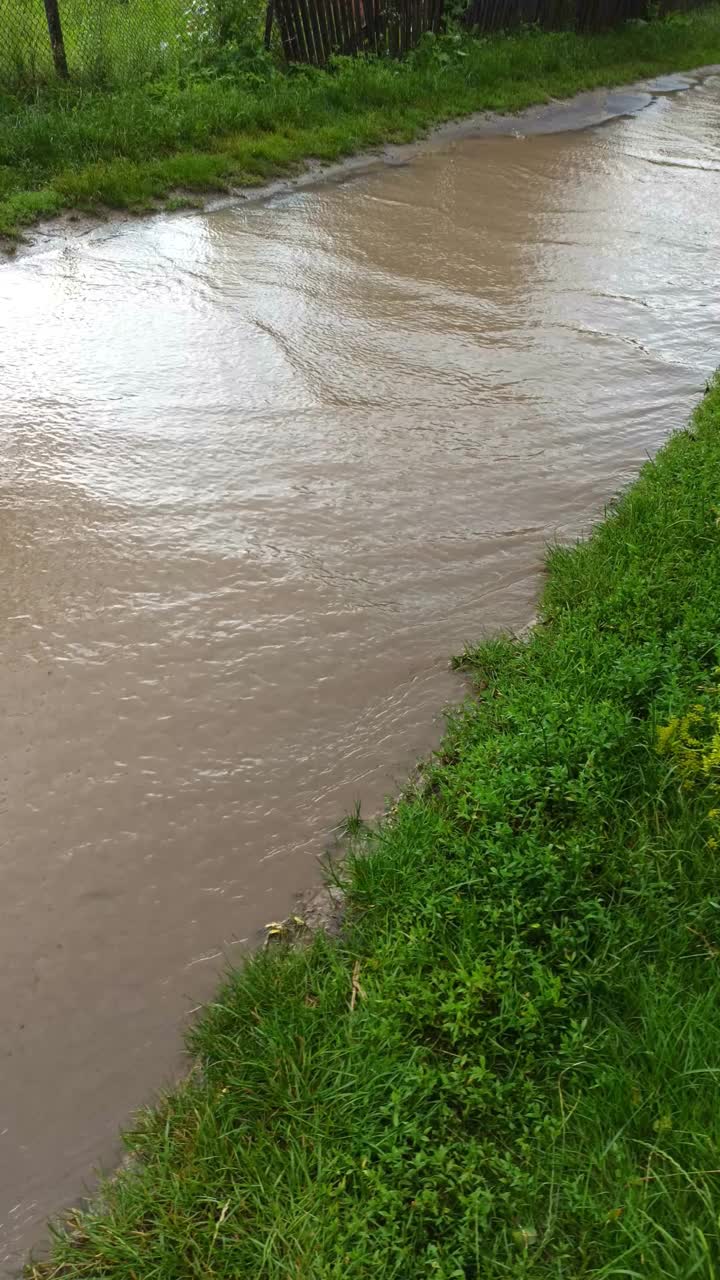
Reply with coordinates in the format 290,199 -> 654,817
2,6 -> 720,242
30,380 -> 720,1278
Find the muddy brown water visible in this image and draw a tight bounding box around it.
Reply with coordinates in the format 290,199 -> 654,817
2,71 -> 720,1274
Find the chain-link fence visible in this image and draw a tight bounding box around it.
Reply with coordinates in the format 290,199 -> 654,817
0,0 -> 189,88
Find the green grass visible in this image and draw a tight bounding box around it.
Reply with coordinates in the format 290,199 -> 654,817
3,7 -> 720,242
29,383 -> 720,1279
0,0 -> 185,89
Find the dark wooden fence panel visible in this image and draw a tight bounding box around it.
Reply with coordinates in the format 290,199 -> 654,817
268,0 -> 444,61
268,0 -> 707,67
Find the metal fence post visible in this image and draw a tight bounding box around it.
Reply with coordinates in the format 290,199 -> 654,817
42,0 -> 69,78
264,0 -> 275,48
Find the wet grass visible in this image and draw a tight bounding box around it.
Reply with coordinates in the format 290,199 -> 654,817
0,0 -> 185,92
2,7 -> 720,242
28,381 -> 720,1278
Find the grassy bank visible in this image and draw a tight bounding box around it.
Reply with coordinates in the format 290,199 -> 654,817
3,8 -> 720,243
31,382 -> 720,1279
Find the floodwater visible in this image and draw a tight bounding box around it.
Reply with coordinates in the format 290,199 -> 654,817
2,71 -> 720,1275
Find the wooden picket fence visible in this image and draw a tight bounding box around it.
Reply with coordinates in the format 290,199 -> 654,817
265,0 -> 706,67
265,0 -> 444,63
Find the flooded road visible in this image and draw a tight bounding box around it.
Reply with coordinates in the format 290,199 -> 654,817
2,72 -> 720,1274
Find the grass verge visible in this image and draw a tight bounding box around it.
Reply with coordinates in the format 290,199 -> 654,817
29,381 -> 720,1279
3,8 -> 720,243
